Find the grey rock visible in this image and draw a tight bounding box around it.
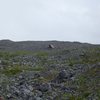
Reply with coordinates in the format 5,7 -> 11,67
48,44 -> 55,49
34,73 -> 40,78
58,70 -> 67,79
35,90 -> 43,97
34,97 -> 42,100
58,70 -> 74,79
38,83 -> 51,92
6,93 -> 13,99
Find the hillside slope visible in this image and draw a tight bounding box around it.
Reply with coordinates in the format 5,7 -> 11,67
0,40 -> 100,100
0,39 -> 98,51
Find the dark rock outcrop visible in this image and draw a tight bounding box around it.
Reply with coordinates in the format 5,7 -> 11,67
48,44 -> 55,49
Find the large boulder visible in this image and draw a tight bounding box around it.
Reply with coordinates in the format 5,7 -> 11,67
48,44 -> 55,49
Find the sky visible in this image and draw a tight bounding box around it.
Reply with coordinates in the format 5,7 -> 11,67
0,0 -> 100,44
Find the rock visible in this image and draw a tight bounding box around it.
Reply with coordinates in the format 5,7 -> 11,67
58,70 -> 67,79
61,87 -> 76,93
19,81 -> 25,85
28,85 -> 33,91
18,75 -> 24,80
35,90 -> 43,97
23,88 -> 31,95
38,83 -> 51,92
14,90 -> 20,96
48,44 -> 55,49
34,73 -> 40,78
34,97 -> 42,100
6,93 -> 13,99
54,70 -> 75,83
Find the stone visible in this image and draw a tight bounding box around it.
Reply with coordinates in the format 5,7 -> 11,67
48,44 -> 55,49
34,73 -> 40,78
6,93 -> 13,99
35,90 -> 43,97
34,97 -> 42,100
38,83 -> 51,92
58,70 -> 67,79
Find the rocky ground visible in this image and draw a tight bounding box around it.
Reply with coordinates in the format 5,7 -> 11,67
0,40 -> 100,100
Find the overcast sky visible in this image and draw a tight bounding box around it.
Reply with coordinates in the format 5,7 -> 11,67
0,0 -> 100,44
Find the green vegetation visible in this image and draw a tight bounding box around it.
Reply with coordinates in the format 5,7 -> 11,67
75,66 -> 100,99
0,65 -> 45,76
43,70 -> 58,82
0,47 -> 100,99
0,51 -> 34,59
63,47 -> 100,66
34,51 -> 49,57
55,64 -> 100,100
67,58 -> 79,66
1,66 -> 22,76
80,48 -> 100,64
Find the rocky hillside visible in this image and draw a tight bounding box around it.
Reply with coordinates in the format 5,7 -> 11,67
0,40 -> 100,100
0,39 -> 98,51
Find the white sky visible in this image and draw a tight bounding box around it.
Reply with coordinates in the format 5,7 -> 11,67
0,0 -> 100,44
